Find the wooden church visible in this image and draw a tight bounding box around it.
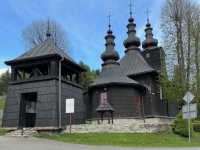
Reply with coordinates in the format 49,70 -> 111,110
2,29 -> 86,130
2,7 -> 179,130
84,10 -> 178,122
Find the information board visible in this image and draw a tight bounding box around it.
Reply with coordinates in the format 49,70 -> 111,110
66,98 -> 74,113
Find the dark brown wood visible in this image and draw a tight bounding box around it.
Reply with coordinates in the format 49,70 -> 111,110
51,60 -> 58,76
16,69 -> 22,79
11,67 -> 17,81
76,73 -> 80,84
111,112 -> 113,124
37,68 -> 43,76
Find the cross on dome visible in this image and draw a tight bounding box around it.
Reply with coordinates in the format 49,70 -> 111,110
144,8 -> 151,22
106,12 -> 113,30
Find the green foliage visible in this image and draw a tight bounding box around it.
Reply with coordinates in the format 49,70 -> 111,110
36,132 -> 200,147
0,94 -> 6,109
193,121 -> 200,132
79,61 -> 99,92
172,110 -> 194,137
0,97 -> 6,109
0,70 -> 11,95
0,130 -> 8,136
158,65 -> 184,104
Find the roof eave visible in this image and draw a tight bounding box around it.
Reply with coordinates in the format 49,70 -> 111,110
5,53 -> 87,72
89,82 -> 146,90
127,70 -> 158,76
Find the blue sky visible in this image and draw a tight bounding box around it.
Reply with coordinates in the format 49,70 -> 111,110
0,0 -> 164,75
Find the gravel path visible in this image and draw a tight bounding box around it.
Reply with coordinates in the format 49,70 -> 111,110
0,136 -> 199,150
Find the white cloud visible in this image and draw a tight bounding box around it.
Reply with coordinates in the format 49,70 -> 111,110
0,68 -> 11,76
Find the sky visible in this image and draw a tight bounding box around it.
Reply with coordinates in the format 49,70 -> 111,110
0,0 -> 165,76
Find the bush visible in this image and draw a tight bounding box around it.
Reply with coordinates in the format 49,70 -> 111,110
172,110 -> 194,137
193,121 -> 200,132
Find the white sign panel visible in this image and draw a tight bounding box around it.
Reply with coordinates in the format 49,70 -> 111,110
182,103 -> 197,113
66,98 -> 74,113
183,111 -> 197,119
183,92 -> 194,103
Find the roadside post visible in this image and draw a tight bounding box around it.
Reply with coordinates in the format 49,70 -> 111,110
66,98 -> 74,135
182,91 -> 197,142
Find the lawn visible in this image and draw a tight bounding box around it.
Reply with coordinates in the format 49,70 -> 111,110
36,131 -> 200,147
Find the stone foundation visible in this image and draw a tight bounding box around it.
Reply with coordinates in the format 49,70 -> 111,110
64,118 -> 174,133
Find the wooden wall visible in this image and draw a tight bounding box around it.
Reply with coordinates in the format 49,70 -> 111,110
2,79 -> 85,129
132,73 -> 178,117
88,86 -> 143,120
141,47 -> 162,72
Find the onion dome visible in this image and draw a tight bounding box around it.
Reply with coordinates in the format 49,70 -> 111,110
123,11 -> 141,49
101,23 -> 119,62
142,19 -> 158,49
89,12 -> 145,89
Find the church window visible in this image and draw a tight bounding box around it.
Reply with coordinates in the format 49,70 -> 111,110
100,92 -> 107,104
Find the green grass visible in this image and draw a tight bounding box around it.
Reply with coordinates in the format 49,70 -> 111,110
36,132 -> 200,147
0,130 -> 7,136
0,95 -> 6,109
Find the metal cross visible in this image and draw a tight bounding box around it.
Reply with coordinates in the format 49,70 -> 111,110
144,8 -> 151,21
106,12 -> 113,29
129,3 -> 133,13
47,19 -> 50,30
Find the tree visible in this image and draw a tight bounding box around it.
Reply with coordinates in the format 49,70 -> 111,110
20,18 -> 73,56
159,0 -> 200,105
0,70 -> 11,95
79,61 -> 99,92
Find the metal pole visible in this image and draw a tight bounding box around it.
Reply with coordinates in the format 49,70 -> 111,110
59,56 -> 64,129
141,88 -> 147,123
21,117 -> 23,136
187,94 -> 190,142
70,113 -> 72,134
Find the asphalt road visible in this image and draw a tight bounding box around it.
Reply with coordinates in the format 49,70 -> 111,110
0,136 -> 199,150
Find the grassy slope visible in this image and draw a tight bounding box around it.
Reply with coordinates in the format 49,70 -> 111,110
37,132 -> 200,147
0,95 -> 6,109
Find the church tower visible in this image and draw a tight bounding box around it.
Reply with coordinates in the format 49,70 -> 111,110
85,12 -> 146,122
119,7 -> 178,118
2,26 -> 86,130
141,9 -> 162,73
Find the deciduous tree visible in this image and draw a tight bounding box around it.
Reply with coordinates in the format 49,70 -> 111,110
20,18 -> 73,56
159,0 -> 200,105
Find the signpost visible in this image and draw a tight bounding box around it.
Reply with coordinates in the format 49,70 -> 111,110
182,92 -> 196,142
182,103 -> 197,119
66,98 -> 74,134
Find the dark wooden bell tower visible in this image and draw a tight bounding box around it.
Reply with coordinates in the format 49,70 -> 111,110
2,35 -> 86,130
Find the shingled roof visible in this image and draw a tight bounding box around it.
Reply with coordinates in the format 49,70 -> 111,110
119,50 -> 154,76
95,101 -> 115,112
14,39 -> 73,62
89,62 -> 142,88
4,38 -> 86,71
